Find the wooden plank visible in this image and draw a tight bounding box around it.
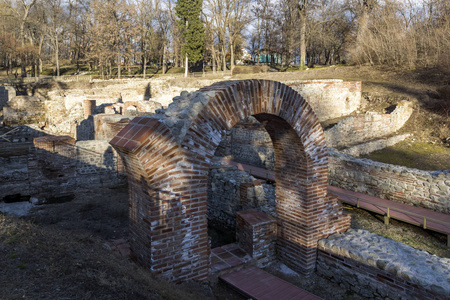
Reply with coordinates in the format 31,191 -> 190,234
220,267 -> 322,300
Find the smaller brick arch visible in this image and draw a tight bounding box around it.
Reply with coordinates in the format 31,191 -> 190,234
111,80 -> 350,282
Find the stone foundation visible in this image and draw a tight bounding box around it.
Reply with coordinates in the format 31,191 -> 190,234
317,229 -> 450,300
0,85 -> 15,110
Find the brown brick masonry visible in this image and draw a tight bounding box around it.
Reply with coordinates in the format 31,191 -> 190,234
110,80 -> 350,282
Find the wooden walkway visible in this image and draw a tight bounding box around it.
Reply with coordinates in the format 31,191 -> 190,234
220,159 -> 450,246
220,266 -> 322,300
328,186 -> 450,243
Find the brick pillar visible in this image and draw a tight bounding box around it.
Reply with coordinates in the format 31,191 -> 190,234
236,209 -> 277,267
110,118 -> 210,282
83,100 -> 96,118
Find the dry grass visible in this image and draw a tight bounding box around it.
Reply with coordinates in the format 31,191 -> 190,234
348,205 -> 448,258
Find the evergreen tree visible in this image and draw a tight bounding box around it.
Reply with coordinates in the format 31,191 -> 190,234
175,0 -> 205,76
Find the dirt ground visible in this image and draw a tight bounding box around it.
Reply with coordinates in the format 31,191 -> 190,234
1,184 -> 447,300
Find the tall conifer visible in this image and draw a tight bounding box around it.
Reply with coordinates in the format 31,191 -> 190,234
175,0 -> 205,76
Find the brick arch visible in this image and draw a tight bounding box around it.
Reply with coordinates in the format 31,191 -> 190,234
110,80 -> 350,282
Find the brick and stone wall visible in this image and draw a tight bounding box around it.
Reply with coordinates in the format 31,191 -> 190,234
93,114 -> 131,140
111,80 -> 350,282
286,80 -> 362,121
329,150 -> 450,214
29,136 -> 78,200
317,229 -> 450,300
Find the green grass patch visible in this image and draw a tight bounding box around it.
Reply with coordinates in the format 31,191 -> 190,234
362,141 -> 450,170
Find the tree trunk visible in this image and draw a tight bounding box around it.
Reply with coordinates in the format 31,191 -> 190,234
212,48 -> 217,73
355,2 -> 370,63
55,37 -> 60,77
143,55 -> 147,79
184,19 -> 188,78
299,5 -> 307,69
184,53 -> 188,78
117,52 -> 121,79
295,0 -> 309,68
222,44 -> 226,72
230,37 -> 234,75
162,45 -> 167,75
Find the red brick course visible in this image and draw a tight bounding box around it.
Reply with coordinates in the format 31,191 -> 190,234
110,80 -> 350,282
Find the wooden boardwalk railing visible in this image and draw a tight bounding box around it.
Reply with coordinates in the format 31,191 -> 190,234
219,159 -> 450,248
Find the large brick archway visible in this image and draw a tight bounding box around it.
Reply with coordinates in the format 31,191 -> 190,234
110,80 -> 350,282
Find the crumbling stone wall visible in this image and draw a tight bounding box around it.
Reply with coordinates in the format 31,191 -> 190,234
208,163 -> 276,229
208,165 -> 254,228
325,101 -> 413,148
3,96 -> 46,126
329,150 -> 450,214
75,140 -> 124,188
111,80 -> 350,282
317,229 -> 450,299
341,134 -> 411,157
286,80 -> 362,121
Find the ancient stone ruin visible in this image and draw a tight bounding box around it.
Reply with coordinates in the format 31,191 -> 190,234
110,80 -> 351,281
1,77 -> 448,298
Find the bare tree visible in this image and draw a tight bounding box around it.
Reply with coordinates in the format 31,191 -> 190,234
226,0 -> 250,74
2,0 -> 37,75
